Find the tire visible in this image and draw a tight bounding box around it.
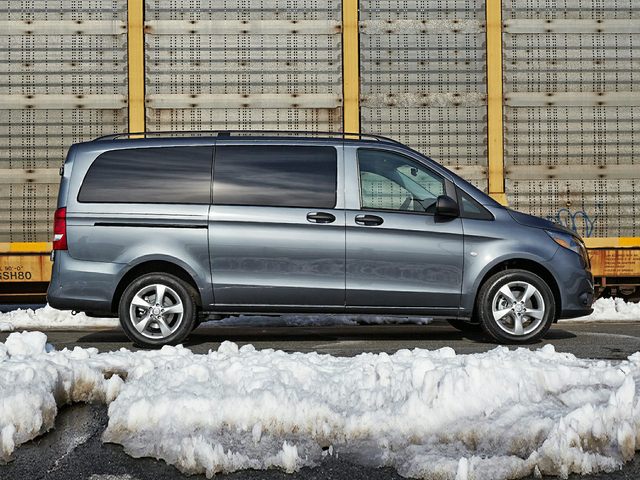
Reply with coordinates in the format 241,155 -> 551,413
476,269 -> 555,344
119,273 -> 197,348
446,319 -> 482,334
617,287 -> 640,303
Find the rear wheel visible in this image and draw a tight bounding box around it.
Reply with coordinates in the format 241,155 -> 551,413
477,269 -> 555,344
119,273 -> 197,348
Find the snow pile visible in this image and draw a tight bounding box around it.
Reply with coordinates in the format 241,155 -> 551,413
0,305 -> 118,332
564,297 -> 640,322
3,333 -> 640,479
103,343 -> 640,479
0,332 -> 123,462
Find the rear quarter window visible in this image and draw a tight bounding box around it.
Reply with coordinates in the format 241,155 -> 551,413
77,146 -> 213,204
213,145 -> 337,208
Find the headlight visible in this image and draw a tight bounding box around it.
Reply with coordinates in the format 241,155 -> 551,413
546,230 -> 589,266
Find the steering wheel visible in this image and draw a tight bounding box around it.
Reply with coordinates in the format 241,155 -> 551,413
400,195 -> 413,211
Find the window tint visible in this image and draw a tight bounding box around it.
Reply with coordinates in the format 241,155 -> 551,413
78,146 -> 213,204
358,149 -> 444,213
458,189 -> 494,220
213,145 -> 337,208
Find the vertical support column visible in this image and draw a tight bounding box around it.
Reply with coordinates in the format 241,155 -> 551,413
342,0 -> 360,134
486,0 -> 507,204
127,0 -> 145,132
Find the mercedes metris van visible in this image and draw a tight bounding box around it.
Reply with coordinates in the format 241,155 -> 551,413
48,131 -> 594,348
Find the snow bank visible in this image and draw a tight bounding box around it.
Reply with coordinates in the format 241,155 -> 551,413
3,333 -> 640,479
563,297 -> 640,322
0,305 -> 118,332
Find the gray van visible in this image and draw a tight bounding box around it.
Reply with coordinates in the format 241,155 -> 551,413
47,132 -> 594,347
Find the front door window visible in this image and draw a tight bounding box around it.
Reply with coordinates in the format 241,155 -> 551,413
358,149 -> 445,214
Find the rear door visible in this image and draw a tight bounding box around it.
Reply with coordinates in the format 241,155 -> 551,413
209,142 -> 346,310
345,147 -> 463,313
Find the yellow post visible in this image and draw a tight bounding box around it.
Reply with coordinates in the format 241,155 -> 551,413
342,0 -> 360,134
127,0 -> 145,132
486,0 -> 507,205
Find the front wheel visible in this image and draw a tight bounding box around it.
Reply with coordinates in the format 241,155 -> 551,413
119,273 -> 197,348
476,269 -> 555,344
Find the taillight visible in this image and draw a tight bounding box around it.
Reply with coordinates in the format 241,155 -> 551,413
53,207 -> 67,250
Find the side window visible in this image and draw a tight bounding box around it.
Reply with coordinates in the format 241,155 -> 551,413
78,146 -> 213,204
358,149 -> 445,213
213,145 -> 337,208
458,189 -> 494,220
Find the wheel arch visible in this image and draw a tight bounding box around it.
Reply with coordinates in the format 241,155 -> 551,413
470,258 -> 561,323
111,259 -> 203,314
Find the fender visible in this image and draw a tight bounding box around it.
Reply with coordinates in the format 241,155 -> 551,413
114,254 -> 215,307
460,251 -> 561,317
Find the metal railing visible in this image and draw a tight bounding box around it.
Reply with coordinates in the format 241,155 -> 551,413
93,130 -> 404,145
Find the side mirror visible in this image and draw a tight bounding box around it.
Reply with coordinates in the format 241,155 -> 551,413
435,195 -> 459,218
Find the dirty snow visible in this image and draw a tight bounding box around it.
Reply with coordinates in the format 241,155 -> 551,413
3,332 -> 640,479
563,297 -> 640,323
0,332 -> 123,462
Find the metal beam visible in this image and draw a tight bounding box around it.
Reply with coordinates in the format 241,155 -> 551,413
145,19 -> 340,34
0,94 -> 127,110
486,0 -> 507,205
127,0 -> 145,132
0,20 -> 125,35
585,237 -> 640,248
504,164 -> 639,181
0,242 -> 51,253
146,93 -> 341,109
505,18 -> 640,34
505,91 -> 640,107
0,168 -> 60,184
342,0 -> 360,134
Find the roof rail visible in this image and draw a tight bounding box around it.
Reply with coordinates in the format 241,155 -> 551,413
93,130 -> 403,145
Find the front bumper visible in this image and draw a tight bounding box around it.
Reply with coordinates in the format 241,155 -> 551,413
546,247 -> 595,319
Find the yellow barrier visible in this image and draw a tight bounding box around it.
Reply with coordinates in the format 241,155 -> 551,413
584,237 -> 640,249
0,242 -> 51,254
0,243 -> 52,284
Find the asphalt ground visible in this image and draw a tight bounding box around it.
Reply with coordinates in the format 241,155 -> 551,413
1,319 -> 638,359
3,320 -> 640,479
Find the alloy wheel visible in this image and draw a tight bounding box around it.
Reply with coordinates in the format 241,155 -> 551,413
128,283 -> 185,339
491,281 -> 545,336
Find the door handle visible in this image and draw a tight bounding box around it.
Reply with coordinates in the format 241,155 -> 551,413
355,214 -> 384,226
306,212 -> 336,224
